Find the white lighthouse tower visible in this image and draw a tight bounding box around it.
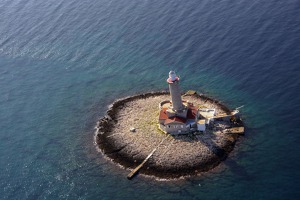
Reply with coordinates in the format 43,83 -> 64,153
158,70 -> 198,134
166,71 -> 187,118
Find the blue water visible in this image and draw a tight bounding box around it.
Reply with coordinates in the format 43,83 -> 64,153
1,0 -> 300,199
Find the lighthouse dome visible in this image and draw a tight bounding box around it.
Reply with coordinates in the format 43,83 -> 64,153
169,71 -> 177,81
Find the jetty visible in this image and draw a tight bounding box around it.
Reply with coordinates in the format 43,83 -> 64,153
127,148 -> 157,180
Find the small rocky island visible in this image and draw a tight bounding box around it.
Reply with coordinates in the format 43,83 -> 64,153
96,71 -> 244,179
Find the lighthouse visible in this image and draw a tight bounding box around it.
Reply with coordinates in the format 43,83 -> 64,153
166,71 -> 188,118
158,71 -> 198,134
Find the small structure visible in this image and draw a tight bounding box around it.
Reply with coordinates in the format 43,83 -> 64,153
197,119 -> 206,131
197,108 -> 216,131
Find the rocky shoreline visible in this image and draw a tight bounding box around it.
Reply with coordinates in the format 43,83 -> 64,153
95,91 -> 241,179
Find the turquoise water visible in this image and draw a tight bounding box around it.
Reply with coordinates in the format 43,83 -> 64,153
1,0 -> 300,199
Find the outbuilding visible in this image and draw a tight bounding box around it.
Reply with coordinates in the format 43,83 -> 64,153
197,119 -> 206,131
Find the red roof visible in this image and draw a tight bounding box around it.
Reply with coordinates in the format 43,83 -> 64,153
159,108 -> 168,120
167,77 -> 179,83
160,104 -> 197,122
187,105 -> 197,119
164,117 -> 186,125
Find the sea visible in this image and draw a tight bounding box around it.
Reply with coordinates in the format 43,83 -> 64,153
0,0 -> 300,199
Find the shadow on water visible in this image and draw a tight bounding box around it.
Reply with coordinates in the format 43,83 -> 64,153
224,158 -> 254,181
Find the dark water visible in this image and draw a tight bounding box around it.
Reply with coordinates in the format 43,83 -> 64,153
1,0 -> 300,199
